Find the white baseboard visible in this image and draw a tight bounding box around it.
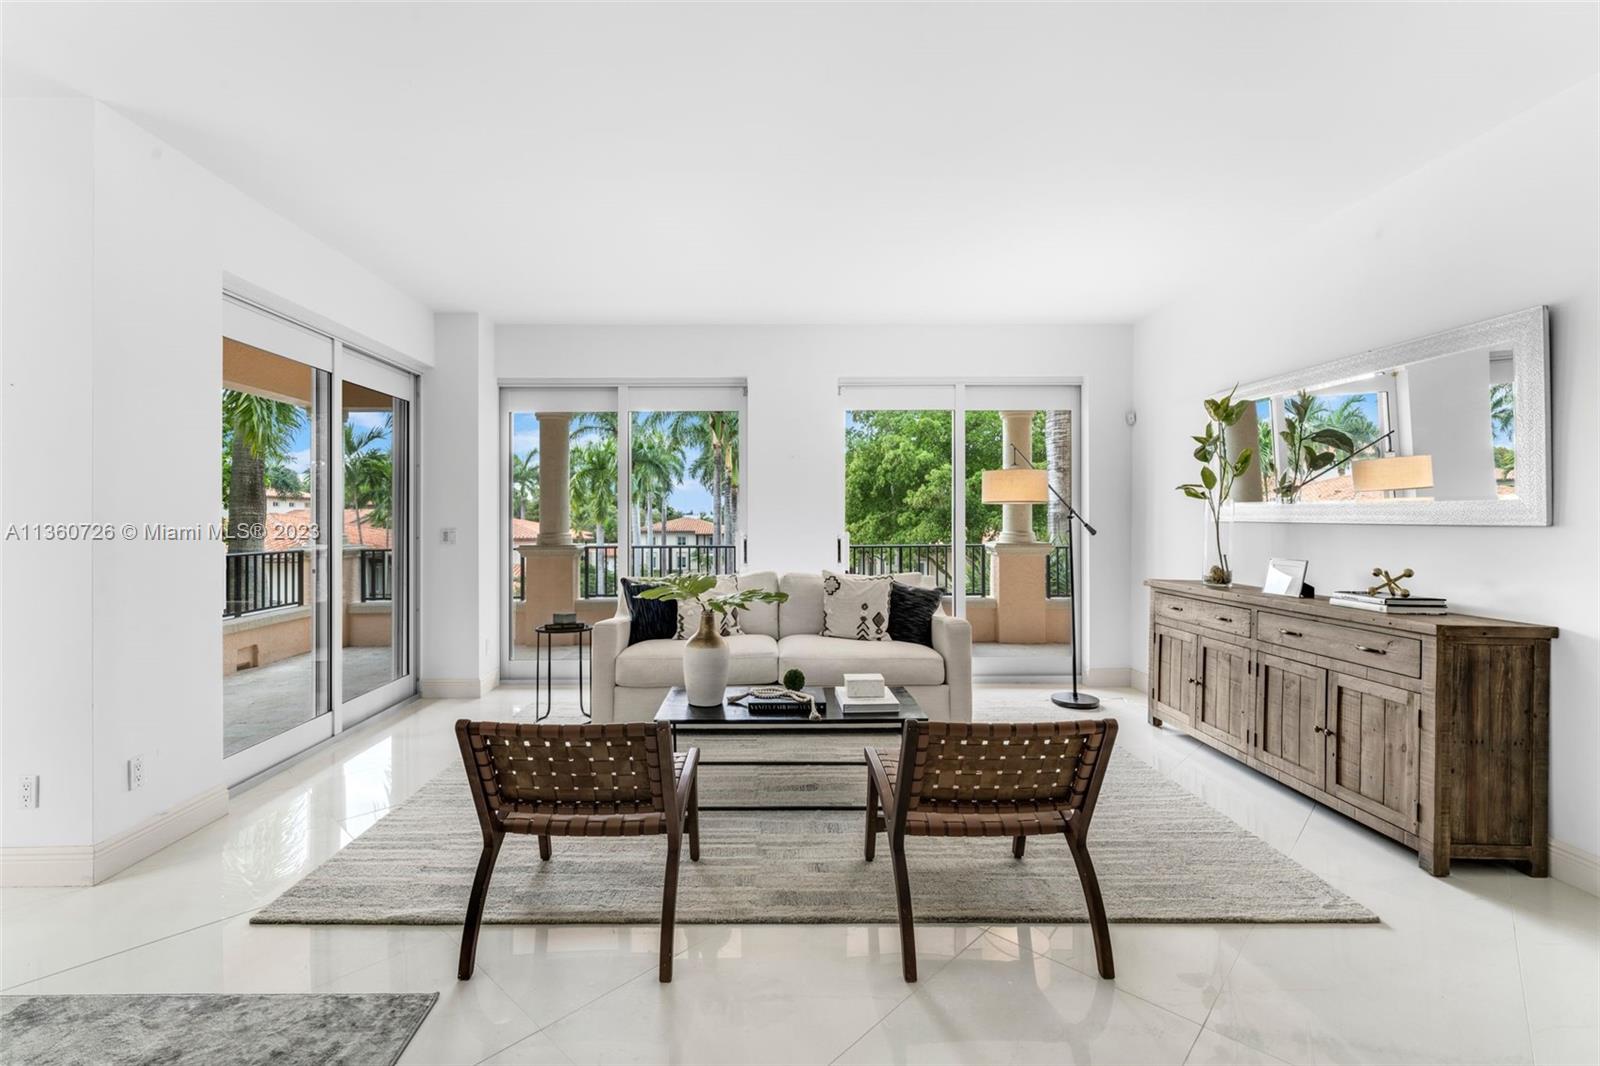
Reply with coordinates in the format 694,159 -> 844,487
1084,667 -> 1132,688
421,672 -> 497,699
1,784 -> 228,887
1130,668 -> 1149,694
1551,838 -> 1600,896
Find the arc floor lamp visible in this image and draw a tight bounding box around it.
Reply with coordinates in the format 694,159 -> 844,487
980,447 -> 1099,710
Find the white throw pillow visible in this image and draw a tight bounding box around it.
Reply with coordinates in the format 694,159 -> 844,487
675,575 -> 743,639
821,570 -> 892,641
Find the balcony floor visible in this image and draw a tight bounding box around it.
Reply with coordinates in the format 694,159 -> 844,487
224,647 -> 399,758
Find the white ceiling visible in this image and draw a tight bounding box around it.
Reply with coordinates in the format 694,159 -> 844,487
6,2 -> 1597,324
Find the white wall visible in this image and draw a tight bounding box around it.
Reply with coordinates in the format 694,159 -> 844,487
1,99 -> 433,871
420,313 -> 500,694
494,325 -> 1136,676
1129,80 -> 1599,868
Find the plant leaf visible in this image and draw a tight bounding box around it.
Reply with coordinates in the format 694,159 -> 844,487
1200,466 -> 1217,490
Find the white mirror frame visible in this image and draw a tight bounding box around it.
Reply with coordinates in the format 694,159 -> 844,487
1228,306 -> 1550,527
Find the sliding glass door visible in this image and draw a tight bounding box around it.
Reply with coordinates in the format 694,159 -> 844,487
500,383 -> 746,679
222,298 -> 418,785
336,349 -> 416,725
837,381 -> 1081,674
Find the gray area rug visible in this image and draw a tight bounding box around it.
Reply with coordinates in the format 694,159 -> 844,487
0,993 -> 436,1066
254,734 -> 1375,925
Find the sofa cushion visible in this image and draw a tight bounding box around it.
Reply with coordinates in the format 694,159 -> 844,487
777,634 -> 945,687
734,571 -> 780,638
888,581 -> 942,647
620,578 -> 677,645
821,570 -> 892,641
616,634 -> 778,687
778,572 -> 825,637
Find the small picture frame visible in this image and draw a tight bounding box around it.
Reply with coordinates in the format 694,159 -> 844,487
1262,558 -> 1309,597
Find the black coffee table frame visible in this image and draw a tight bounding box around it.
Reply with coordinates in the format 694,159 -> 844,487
654,685 -> 925,812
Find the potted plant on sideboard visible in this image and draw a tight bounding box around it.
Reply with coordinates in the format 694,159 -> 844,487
1177,385 -> 1254,586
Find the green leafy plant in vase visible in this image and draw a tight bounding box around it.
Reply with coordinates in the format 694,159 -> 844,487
1274,390 -> 1355,503
640,574 -> 787,706
1177,385 -> 1254,586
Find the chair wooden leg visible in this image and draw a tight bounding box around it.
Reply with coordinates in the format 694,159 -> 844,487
889,833 -> 917,982
538,835 -> 552,861
458,832 -> 503,980
864,771 -> 879,862
659,835 -> 682,983
1065,825 -> 1114,979
687,776 -> 701,863
1013,835 -> 1026,859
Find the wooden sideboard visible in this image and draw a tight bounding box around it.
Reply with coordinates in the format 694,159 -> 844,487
1144,579 -> 1556,876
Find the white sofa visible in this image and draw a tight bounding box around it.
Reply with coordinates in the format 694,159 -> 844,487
591,570 -> 973,723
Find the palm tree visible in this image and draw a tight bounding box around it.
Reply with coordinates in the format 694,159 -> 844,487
342,417 -> 392,546
222,389 -> 304,553
1490,383 -> 1515,439
511,448 -> 539,520
1044,409 -> 1071,543
631,428 -> 685,565
569,436 -> 618,544
1311,395 -> 1380,474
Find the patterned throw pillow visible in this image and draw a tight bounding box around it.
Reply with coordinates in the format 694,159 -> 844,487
888,581 -> 942,647
821,570 -> 892,641
621,578 -> 678,646
675,575 -> 743,639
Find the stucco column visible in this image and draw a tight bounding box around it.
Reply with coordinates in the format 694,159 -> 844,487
537,413 -> 572,546
997,410 -> 1036,544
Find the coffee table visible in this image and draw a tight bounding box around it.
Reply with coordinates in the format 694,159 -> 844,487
654,685 -> 925,811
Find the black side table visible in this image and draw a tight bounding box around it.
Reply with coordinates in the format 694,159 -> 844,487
532,621 -> 592,721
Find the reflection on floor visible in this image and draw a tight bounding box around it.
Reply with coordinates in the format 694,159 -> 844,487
222,647 -> 396,757
6,683 -> 1593,1065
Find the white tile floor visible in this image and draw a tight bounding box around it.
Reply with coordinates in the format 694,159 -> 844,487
2,684 -> 1595,1065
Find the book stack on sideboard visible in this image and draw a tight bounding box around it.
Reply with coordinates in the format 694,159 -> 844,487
1145,578 -> 1556,877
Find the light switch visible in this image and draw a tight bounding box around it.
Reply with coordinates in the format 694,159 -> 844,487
441,527 -> 457,544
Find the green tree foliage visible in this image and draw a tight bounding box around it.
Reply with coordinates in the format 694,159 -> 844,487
344,416 -> 393,544
511,449 -> 539,521
221,389 -> 304,552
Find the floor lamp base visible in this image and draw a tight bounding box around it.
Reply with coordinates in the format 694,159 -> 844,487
1051,690 -> 1101,711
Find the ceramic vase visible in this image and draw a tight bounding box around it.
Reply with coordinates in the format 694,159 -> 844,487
683,606 -> 730,706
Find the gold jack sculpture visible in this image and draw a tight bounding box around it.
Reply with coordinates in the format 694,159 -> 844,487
1367,567 -> 1414,598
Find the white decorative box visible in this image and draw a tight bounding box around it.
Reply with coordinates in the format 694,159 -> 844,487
842,673 -> 886,700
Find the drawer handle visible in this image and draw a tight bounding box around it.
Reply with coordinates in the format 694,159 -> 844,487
1217,615 -> 1234,623
1355,644 -> 1388,656
1278,628 -> 1304,638
1169,605 -> 1185,612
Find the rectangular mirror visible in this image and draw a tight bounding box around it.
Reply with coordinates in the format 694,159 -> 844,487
1227,306 -> 1549,525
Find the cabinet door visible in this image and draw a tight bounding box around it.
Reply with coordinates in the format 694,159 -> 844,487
1255,652 -> 1328,788
1327,672 -> 1419,829
1195,636 -> 1253,752
1149,623 -> 1196,726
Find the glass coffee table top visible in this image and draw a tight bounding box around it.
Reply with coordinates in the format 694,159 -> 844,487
654,685 -> 925,728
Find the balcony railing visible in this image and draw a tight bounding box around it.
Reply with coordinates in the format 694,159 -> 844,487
848,542 -> 1070,598
578,543 -> 740,599
359,549 -> 392,601
224,549 -> 305,618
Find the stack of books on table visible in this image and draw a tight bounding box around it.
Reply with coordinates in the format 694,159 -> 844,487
1328,591 -> 1448,614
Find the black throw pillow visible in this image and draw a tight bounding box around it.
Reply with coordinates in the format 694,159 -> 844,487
888,581 -> 942,647
621,578 -> 678,646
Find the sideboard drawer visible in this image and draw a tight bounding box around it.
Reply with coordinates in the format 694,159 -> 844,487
1152,593 -> 1251,638
1258,610 -> 1423,678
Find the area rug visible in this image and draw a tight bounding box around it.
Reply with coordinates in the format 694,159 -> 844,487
0,993 -> 436,1066
253,734 -> 1375,925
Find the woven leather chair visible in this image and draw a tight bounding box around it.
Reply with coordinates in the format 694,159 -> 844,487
456,720 -> 700,983
865,718 -> 1118,982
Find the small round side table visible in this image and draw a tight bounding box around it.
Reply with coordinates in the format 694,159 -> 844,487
532,621 -> 593,721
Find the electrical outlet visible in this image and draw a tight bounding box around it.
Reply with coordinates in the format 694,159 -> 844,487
20,775 -> 39,809
128,756 -> 145,791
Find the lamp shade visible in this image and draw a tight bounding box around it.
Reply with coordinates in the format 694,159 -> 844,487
981,467 -> 1049,505
1352,455 -> 1434,493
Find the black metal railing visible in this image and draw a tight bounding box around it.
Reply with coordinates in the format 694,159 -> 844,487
224,549 -> 305,618
1046,544 -> 1072,598
848,542 -> 1070,598
577,543 -> 740,598
359,549 -> 392,601
580,545 -> 618,599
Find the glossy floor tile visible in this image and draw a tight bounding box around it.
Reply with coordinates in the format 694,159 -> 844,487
2,683 -> 1595,1065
